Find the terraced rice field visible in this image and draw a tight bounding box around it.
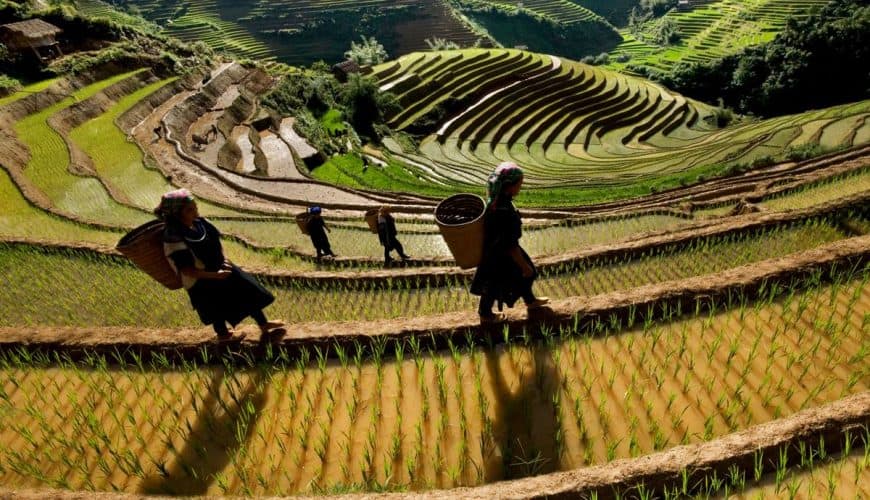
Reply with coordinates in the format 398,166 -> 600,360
374,49 -> 870,195
606,0 -> 832,74
0,267 -> 866,494
2,51 -> 869,498
12,69 -> 152,227
98,0 -> 483,65
78,0 -> 274,61
0,213 -> 857,326
458,0 -> 607,25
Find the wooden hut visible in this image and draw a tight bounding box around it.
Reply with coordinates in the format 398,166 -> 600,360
331,59 -> 361,83
0,19 -> 63,60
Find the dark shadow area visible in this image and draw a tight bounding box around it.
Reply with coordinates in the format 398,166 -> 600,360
483,343 -> 561,482
138,367 -> 270,495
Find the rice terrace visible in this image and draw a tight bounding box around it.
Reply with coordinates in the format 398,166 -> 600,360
0,0 -> 869,497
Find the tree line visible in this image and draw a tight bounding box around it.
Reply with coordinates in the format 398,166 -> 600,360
657,0 -> 869,117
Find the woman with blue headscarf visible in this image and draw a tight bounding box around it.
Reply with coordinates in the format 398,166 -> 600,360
156,189 -> 283,340
306,206 -> 335,259
470,162 -> 548,322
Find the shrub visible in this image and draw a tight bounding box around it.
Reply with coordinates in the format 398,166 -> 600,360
784,143 -> 827,161
340,73 -> 400,141
0,74 -> 20,95
712,102 -> 734,128
652,18 -> 682,46
582,52 -> 612,66
261,71 -> 340,117
425,37 -> 460,51
750,156 -> 775,168
345,36 -> 388,65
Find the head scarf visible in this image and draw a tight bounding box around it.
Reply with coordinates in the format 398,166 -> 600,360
309,206 -> 322,215
154,189 -> 194,221
486,162 -> 524,209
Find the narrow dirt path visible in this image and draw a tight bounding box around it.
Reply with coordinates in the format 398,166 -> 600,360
2,234 -> 865,359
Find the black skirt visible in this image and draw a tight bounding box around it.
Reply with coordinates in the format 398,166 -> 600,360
187,264 -> 275,326
470,198 -> 536,308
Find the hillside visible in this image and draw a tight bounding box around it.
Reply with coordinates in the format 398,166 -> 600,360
70,0 -> 838,75
0,60 -> 868,497
605,0 -> 833,74
359,48 -> 870,202
81,0 -> 491,65
0,3 -> 869,498
449,0 -> 623,58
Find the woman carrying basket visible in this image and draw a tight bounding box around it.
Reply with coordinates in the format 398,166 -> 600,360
471,162 -> 548,323
306,206 -> 336,259
377,206 -> 410,265
156,189 -> 284,341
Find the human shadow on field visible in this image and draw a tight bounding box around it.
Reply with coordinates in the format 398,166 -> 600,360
139,366 -> 270,495
482,341 -> 561,482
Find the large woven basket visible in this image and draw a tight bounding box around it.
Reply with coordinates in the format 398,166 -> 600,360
116,220 -> 183,290
364,208 -> 379,233
435,193 -> 485,269
295,212 -> 311,235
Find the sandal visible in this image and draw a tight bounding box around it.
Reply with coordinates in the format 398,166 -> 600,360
259,320 -> 285,334
526,297 -> 550,309
216,331 -> 247,343
479,312 -> 506,324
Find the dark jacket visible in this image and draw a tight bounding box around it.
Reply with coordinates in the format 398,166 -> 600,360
377,214 -> 398,247
470,197 -> 536,308
164,218 -> 274,326
306,215 -> 330,248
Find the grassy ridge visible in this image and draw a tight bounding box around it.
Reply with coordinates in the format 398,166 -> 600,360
367,50 -> 870,203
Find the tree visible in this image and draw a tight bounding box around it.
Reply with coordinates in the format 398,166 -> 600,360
425,37 -> 459,51
340,73 -> 400,141
661,0 -> 870,117
344,36 -> 388,65
652,18 -> 681,46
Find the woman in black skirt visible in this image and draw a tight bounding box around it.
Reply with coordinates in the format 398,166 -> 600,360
470,162 -> 548,323
305,206 -> 336,259
377,205 -> 410,265
156,189 -> 283,340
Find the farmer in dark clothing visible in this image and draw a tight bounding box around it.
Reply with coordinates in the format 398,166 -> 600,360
377,206 -> 410,265
306,206 -> 335,259
157,189 -> 284,340
470,162 -> 548,323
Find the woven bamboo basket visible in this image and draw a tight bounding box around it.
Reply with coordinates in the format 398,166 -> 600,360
116,220 -> 183,290
364,208 -> 379,233
435,194 -> 485,269
295,212 -> 311,235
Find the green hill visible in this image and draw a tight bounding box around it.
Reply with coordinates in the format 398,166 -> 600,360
605,0 -> 832,74
365,48 -> 870,203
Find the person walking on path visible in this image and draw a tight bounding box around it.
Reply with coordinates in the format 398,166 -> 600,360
377,206 -> 410,265
306,206 -> 336,259
470,162 -> 548,323
157,189 -> 284,341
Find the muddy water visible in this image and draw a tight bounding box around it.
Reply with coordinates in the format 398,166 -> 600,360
725,452 -> 869,499
0,280 -> 866,495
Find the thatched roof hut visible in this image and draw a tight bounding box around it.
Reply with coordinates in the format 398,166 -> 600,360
331,59 -> 361,83
0,19 -> 63,58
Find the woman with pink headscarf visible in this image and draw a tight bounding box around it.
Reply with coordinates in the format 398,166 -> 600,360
470,162 -> 548,322
155,189 -> 283,340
